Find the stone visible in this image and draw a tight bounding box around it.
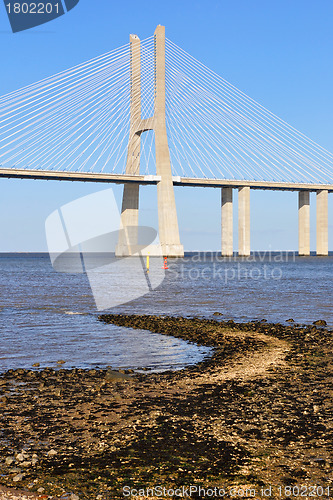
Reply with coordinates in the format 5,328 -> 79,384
13,473 -> 24,482
9,467 -> 21,473
32,362 -> 40,367
47,449 -> 57,456
313,319 -> 327,326
21,460 -> 32,467
105,370 -> 132,382
213,312 -> 223,316
313,458 -> 326,466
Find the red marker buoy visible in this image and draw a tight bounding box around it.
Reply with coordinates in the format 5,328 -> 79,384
162,257 -> 168,269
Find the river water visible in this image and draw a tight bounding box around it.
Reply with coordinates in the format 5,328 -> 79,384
0,253 -> 332,372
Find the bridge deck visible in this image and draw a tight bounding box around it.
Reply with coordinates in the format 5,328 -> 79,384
0,168 -> 332,192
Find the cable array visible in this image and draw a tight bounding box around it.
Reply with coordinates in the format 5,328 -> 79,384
0,37 -> 154,175
0,34 -> 332,185
165,39 -> 333,183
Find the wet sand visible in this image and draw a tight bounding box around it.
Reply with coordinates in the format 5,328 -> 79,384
0,315 -> 332,499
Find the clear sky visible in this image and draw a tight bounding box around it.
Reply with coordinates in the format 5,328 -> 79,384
0,0 -> 332,252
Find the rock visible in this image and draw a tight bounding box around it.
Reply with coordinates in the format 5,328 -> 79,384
32,362 -> 40,367
16,453 -> 26,461
286,318 -> 294,322
9,467 -> 21,473
13,473 -> 24,482
213,312 -> 223,316
5,457 -> 15,465
47,449 -> 57,456
37,487 -> 45,493
313,458 -> 326,466
21,460 -> 32,467
105,370 -> 132,382
71,494 -> 80,500
57,359 -> 66,364
313,319 -> 327,326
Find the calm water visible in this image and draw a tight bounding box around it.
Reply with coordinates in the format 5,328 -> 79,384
0,253 -> 332,372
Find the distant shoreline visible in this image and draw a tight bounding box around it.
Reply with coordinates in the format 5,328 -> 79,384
0,251 -> 333,256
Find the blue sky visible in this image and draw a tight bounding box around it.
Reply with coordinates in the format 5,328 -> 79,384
0,0 -> 332,251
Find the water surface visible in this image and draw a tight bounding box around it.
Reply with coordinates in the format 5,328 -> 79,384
0,253 -> 331,372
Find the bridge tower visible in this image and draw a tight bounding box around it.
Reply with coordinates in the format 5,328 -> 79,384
116,25 -> 184,257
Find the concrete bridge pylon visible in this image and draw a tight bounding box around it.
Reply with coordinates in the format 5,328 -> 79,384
116,26 -> 184,257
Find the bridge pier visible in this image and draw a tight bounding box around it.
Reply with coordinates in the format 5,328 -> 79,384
221,187 -> 233,256
154,25 -> 183,257
238,187 -> 250,256
298,191 -> 310,256
116,34 -> 141,257
117,184 -> 139,256
316,189 -> 328,256
116,26 -> 183,258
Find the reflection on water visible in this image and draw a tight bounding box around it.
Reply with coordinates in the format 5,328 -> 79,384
0,253 -> 332,372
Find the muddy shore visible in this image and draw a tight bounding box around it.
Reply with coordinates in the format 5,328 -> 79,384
0,315 -> 332,499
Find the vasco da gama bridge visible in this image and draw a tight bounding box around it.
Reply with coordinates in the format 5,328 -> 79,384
0,25 -> 332,257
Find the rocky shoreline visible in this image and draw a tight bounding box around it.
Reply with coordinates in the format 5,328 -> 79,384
0,315 -> 332,499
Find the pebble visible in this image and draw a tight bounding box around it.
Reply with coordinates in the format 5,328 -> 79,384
0,486 -> 41,500
313,319 -> 327,326
12,474 -> 24,483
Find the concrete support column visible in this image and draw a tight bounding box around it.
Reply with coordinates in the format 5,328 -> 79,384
116,34 -> 141,256
316,190 -> 328,256
221,187 -> 233,256
238,186 -> 250,257
154,25 -> 183,257
117,184 -> 139,255
298,191 -> 310,256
